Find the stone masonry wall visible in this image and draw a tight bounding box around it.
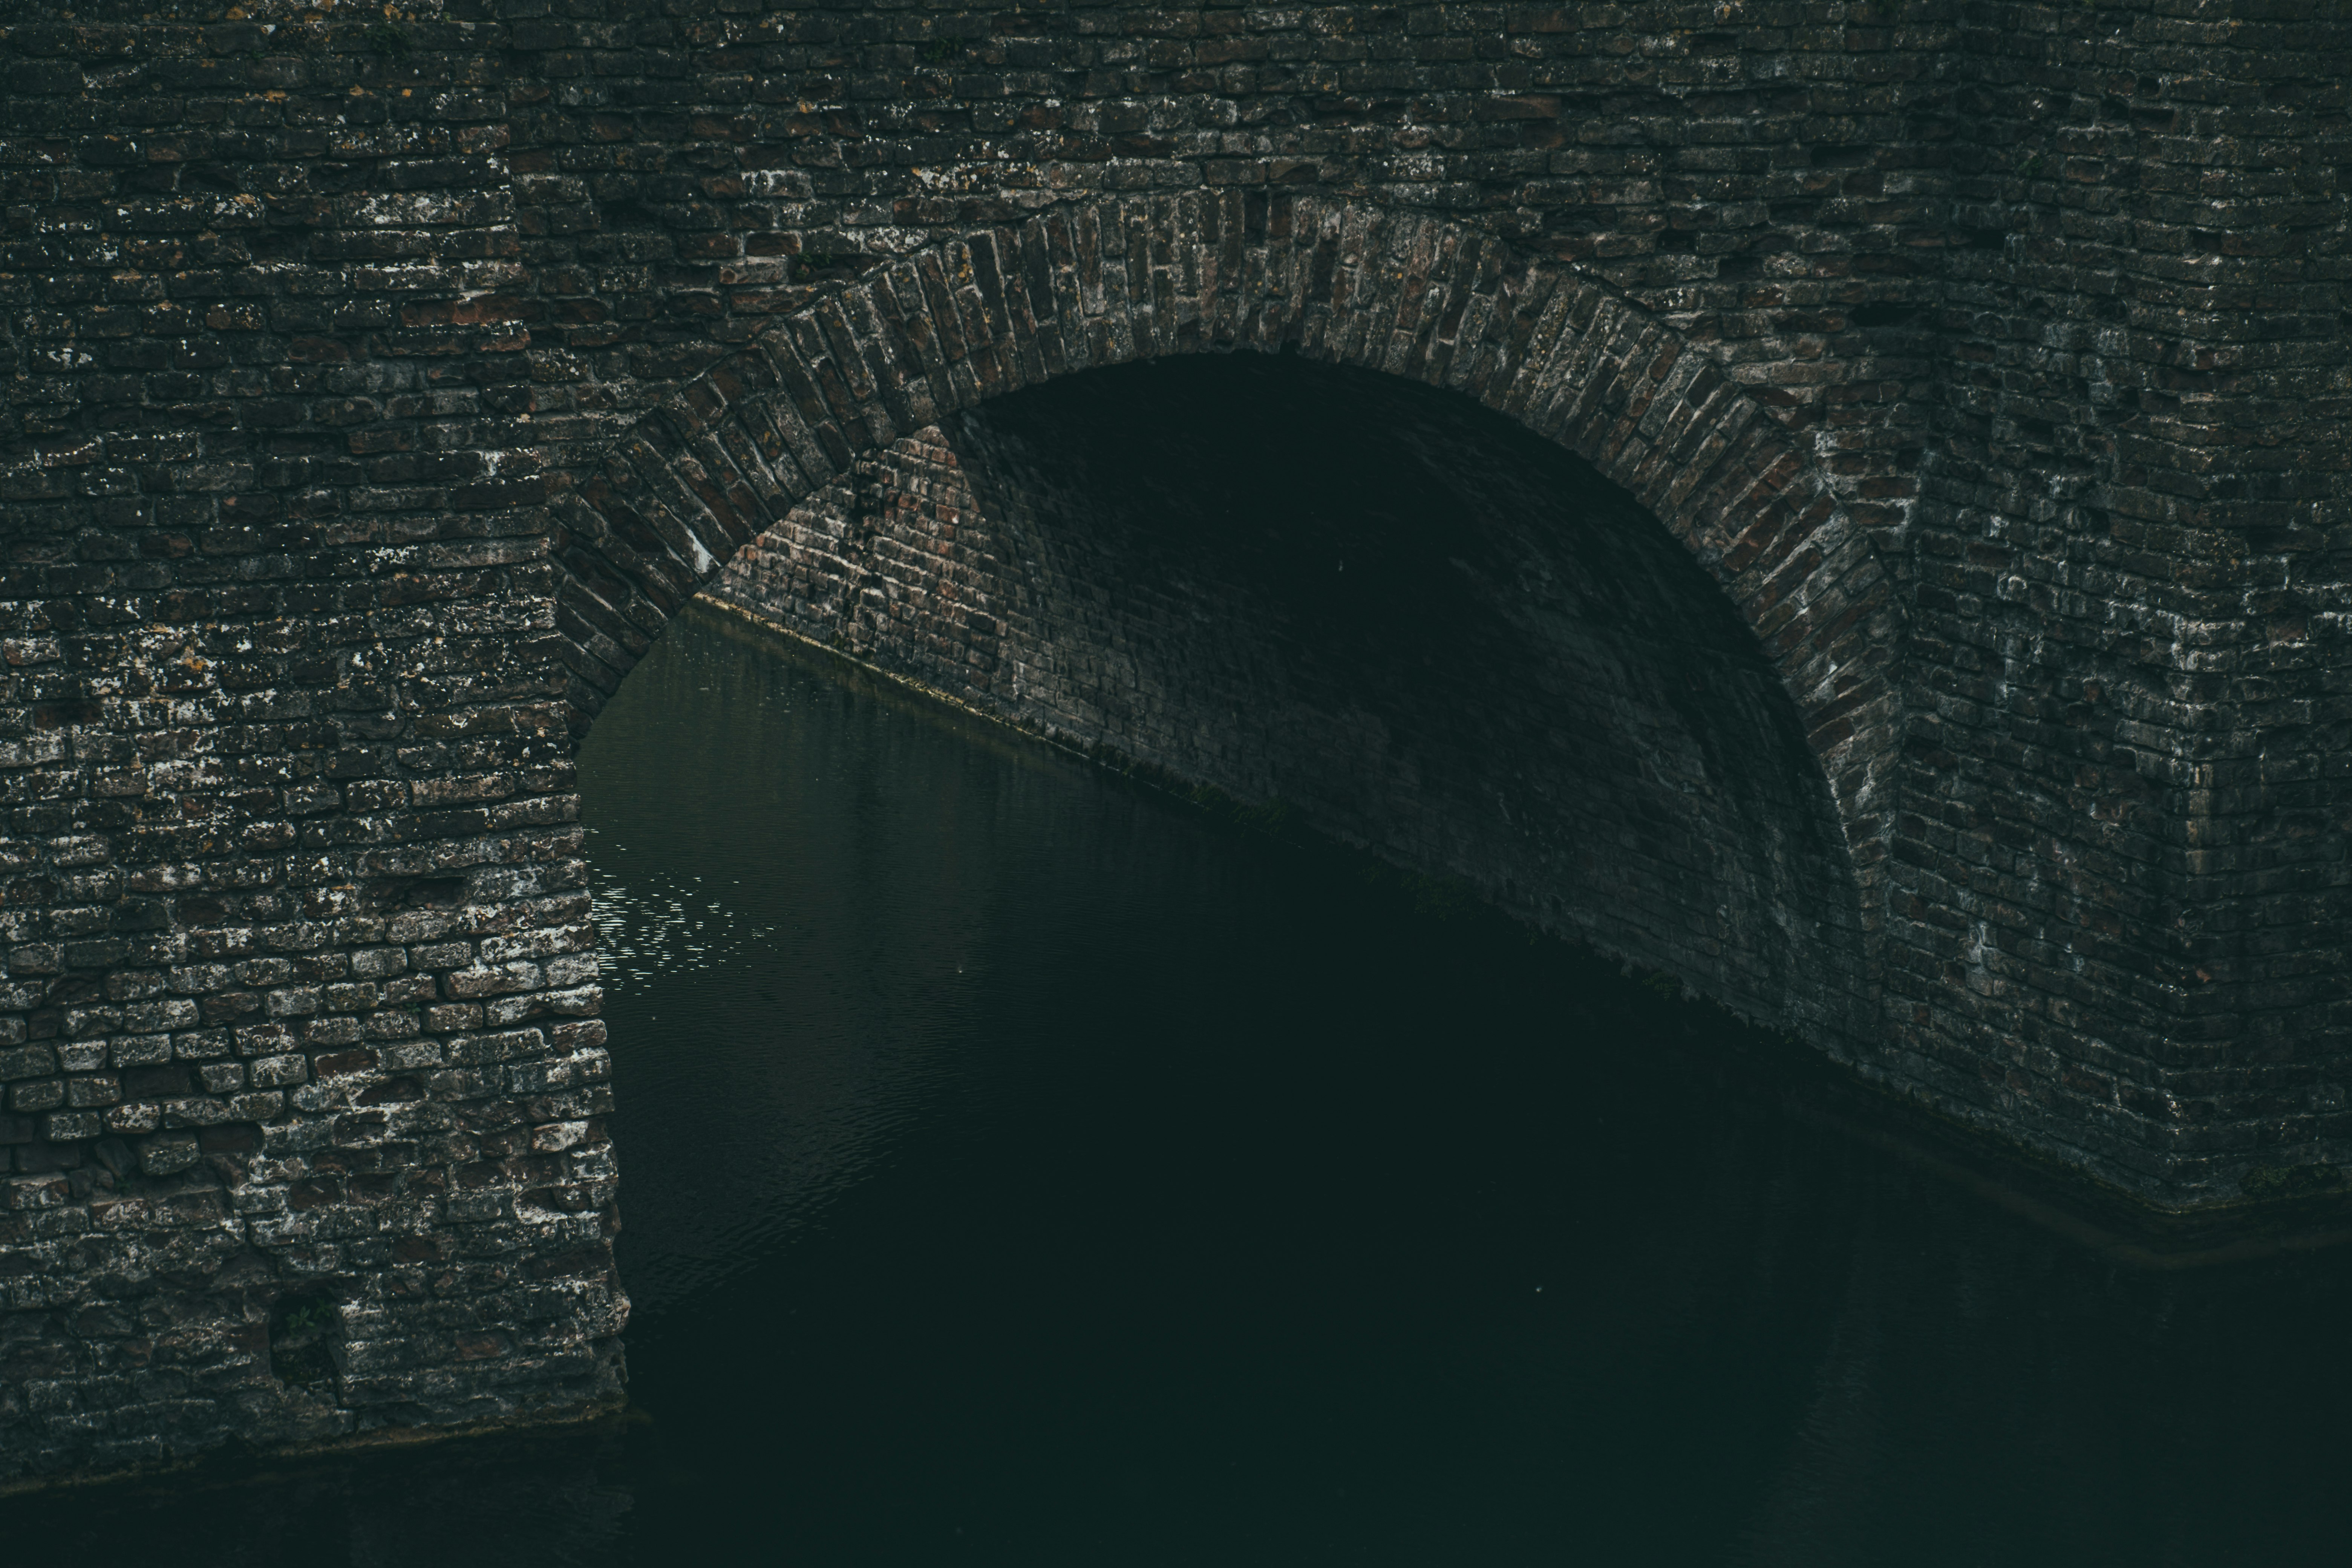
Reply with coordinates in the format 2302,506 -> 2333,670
1899,8 -> 2352,1190
0,0 -> 2344,1486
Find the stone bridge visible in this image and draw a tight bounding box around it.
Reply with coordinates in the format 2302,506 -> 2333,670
0,0 -> 2345,1483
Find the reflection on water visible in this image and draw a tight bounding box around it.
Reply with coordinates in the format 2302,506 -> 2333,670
14,600 -> 2352,1565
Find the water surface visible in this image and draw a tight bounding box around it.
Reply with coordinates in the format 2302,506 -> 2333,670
17,602 -> 2352,1565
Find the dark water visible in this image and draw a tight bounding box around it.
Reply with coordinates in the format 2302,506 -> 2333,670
18,603 -> 2352,1565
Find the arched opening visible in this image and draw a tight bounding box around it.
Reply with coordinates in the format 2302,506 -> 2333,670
704,352 -> 1868,1038
545,202 -> 1922,1538
553,352 -> 2352,1560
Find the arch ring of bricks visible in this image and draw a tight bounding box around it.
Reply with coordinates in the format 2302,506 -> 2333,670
551,193 -> 1907,943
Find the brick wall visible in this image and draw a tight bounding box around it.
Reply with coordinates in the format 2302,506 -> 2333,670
0,0 -> 2343,1485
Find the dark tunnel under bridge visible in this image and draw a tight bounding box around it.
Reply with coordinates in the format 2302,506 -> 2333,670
703,352 -> 1876,1048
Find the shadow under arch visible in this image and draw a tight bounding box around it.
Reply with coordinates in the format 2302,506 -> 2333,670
549,194 -> 1905,1045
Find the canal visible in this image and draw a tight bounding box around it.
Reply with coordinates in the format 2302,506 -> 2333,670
15,601 -> 2352,1564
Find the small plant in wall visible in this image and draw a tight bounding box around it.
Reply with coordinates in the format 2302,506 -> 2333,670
270,1291 -> 343,1389
282,1298 -> 335,1335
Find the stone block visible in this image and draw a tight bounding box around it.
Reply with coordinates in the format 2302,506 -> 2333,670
139,1133 -> 201,1178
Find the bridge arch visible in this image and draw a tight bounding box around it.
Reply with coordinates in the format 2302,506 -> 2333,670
553,193 -> 1905,1041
